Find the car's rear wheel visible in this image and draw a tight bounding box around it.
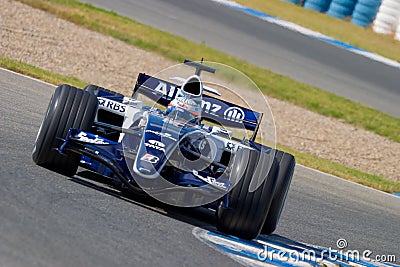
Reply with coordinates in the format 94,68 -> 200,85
216,148 -> 278,240
32,84 -> 98,176
262,151 -> 295,234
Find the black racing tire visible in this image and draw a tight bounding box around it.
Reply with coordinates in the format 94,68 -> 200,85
216,148 -> 278,240
83,84 -> 124,98
261,151 -> 295,235
32,84 -> 98,176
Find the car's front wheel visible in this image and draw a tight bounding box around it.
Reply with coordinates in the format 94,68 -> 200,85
32,84 -> 98,176
262,150 -> 295,234
216,148 -> 278,240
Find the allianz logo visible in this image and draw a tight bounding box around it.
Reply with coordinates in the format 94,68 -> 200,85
223,107 -> 245,122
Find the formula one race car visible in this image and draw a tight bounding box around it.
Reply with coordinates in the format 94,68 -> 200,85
32,59 -> 295,240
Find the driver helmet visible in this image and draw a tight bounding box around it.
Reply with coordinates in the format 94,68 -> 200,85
167,75 -> 203,121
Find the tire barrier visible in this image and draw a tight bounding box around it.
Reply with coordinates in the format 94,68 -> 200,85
395,17 -> 400,39
282,0 -> 301,4
372,0 -> 400,34
327,0 -> 358,18
303,0 -> 332,12
281,0 -> 400,40
351,0 -> 382,26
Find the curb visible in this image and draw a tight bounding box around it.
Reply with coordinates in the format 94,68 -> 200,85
210,0 -> 400,69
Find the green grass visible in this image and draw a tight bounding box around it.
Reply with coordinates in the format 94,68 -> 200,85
16,0 -> 400,144
2,56 -> 399,193
238,0 -> 400,63
277,144 -> 400,193
0,55 -> 86,87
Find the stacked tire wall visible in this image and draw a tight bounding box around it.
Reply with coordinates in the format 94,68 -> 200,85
327,0 -> 358,19
283,0 -> 400,41
303,0 -> 332,12
372,0 -> 400,34
351,0 -> 382,27
282,0 -> 301,4
396,17 -> 400,39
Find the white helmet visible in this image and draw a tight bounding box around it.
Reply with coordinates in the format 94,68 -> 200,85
167,75 -> 203,122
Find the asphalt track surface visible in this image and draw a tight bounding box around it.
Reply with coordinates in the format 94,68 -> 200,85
1,69 -> 399,266
80,0 -> 400,118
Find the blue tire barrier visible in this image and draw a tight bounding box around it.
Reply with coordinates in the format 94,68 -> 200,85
303,0 -> 332,12
351,14 -> 372,26
353,2 -> 379,17
326,2 -> 352,19
281,0 -> 300,4
356,0 -> 382,8
351,0 -> 381,27
330,0 -> 357,8
327,0 -> 357,18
